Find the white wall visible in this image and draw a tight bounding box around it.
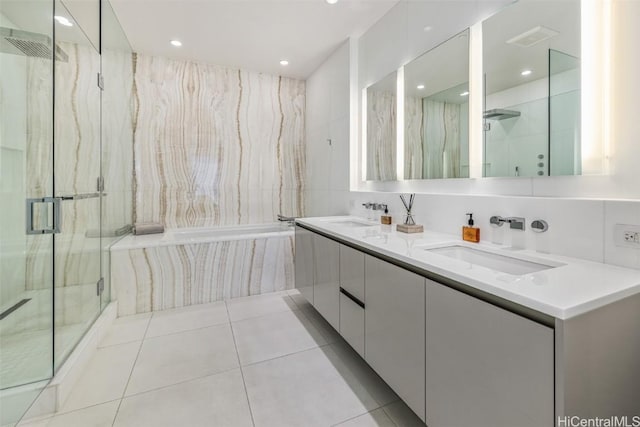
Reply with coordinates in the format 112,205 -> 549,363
305,41 -> 352,216
304,0 -> 640,270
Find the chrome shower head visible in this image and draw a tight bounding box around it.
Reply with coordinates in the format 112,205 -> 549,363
0,27 -> 68,62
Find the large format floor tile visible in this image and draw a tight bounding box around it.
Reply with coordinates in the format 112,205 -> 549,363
334,408 -> 395,427
145,301 -> 228,338
242,344 -> 396,427
232,309 -> 329,365
380,400 -> 425,426
114,369 -> 252,427
48,401 -> 119,427
24,292 -> 427,427
99,313 -> 151,348
60,342 -> 140,413
125,323 -> 238,396
226,291 -> 297,322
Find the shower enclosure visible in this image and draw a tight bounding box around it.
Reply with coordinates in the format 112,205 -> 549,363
0,0 -> 133,424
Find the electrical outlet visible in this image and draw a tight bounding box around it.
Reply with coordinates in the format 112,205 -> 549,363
615,224 -> 640,248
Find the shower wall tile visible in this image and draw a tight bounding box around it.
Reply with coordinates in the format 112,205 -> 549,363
132,54 -> 306,228
111,236 -> 294,316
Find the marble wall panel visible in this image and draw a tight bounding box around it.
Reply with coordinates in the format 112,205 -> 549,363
132,54 -> 305,228
366,90 -> 396,181
404,96 -> 424,179
111,236 -> 294,316
423,100 -> 462,179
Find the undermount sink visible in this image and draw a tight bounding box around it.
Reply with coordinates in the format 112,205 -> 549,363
326,220 -> 376,228
424,245 -> 562,275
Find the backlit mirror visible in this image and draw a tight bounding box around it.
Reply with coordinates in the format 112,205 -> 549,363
483,0 -> 581,178
366,71 -> 397,181
404,29 -> 470,179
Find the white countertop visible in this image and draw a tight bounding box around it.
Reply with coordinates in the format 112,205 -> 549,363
297,216 -> 640,320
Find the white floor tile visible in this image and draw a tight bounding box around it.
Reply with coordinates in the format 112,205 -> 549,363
243,345 -> 387,427
99,313 -> 151,348
232,309 -> 329,365
226,291 -> 297,322
334,408 -> 395,427
47,401 -> 119,427
114,369 -> 252,427
299,305 -> 343,345
287,289 -> 313,310
16,416 -> 51,427
125,324 -> 238,396
145,301 -> 228,338
328,341 -> 398,407
60,342 -> 140,413
382,400 -> 425,426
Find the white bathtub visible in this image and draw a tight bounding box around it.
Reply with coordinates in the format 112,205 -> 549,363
110,223 -> 295,316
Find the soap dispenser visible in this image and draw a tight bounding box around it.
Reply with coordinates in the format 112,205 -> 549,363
463,213 -> 480,243
380,205 -> 392,225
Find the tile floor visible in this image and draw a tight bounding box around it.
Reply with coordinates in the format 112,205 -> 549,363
19,290 -> 425,427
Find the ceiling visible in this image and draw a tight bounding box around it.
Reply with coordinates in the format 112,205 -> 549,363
483,0 -> 580,94
404,29 -> 469,100
109,0 -> 398,79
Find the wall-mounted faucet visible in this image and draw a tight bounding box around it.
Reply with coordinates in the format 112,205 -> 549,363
277,214 -> 297,226
490,216 -> 526,231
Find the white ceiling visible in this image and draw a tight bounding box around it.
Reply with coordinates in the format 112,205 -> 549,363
484,0 -> 580,94
109,0 -> 398,79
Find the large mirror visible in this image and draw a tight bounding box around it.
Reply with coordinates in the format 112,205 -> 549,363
366,71 -> 397,181
404,29 -> 470,179
483,0 -> 581,177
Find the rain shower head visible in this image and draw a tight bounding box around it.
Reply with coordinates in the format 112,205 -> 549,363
0,27 -> 68,62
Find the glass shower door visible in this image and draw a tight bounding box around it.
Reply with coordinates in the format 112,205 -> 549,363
52,0 -> 103,370
0,0 -> 55,424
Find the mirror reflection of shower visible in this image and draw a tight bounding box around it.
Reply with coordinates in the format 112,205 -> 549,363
482,0 -> 581,178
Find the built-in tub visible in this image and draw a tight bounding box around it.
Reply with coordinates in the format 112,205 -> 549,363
110,223 -> 294,316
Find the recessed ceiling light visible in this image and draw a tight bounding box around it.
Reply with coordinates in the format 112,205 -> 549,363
460,91 -> 469,97
54,16 -> 73,27
326,0 -> 338,4
170,40 -> 182,47
417,84 -> 425,90
280,60 -> 289,66
521,69 -> 532,76
423,26 -> 433,32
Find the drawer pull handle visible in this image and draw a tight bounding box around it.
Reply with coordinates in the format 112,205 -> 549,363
340,287 -> 365,309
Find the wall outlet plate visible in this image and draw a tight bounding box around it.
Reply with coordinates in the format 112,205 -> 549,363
614,224 -> 640,249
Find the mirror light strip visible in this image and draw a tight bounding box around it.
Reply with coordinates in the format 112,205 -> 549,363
361,87 -> 368,181
396,66 -> 405,181
581,0 -> 610,175
349,38 -> 360,189
468,22 -> 483,179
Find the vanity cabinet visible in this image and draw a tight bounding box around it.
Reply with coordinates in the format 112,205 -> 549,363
339,245 -> 365,357
312,234 -> 340,330
365,255 -> 426,422
425,280 -> 554,427
294,226 -> 314,304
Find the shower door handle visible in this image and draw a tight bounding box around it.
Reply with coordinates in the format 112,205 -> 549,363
26,197 -> 61,235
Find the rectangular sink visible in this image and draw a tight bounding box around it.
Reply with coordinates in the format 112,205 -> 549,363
326,220 -> 376,228
425,245 -> 560,275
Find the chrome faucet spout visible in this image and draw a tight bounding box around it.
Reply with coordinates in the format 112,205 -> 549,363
489,216 -> 525,231
277,214 -> 297,225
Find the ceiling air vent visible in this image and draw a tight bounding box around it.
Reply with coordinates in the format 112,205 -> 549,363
506,26 -> 559,48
